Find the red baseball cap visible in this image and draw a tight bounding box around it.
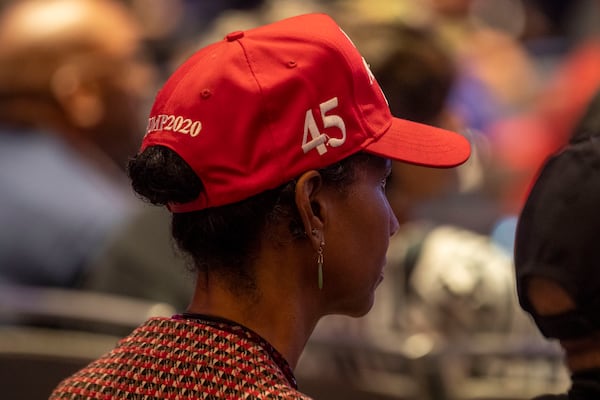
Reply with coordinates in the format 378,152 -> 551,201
141,13 -> 471,212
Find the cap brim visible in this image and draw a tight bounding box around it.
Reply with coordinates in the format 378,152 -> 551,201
365,117 -> 471,167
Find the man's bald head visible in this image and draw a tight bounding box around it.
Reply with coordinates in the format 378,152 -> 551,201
0,0 -> 143,91
0,0 -> 154,170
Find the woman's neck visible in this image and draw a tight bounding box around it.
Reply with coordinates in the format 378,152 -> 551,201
187,274 -> 320,369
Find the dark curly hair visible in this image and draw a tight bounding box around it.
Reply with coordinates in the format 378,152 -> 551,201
128,145 -> 381,291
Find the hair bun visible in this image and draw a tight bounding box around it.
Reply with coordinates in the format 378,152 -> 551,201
128,145 -> 202,206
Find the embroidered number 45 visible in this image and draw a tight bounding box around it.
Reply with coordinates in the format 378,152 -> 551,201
302,97 -> 346,155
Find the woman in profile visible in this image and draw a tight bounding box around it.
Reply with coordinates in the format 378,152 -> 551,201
51,12 -> 469,399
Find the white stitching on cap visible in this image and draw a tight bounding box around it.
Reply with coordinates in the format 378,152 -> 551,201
146,114 -> 202,137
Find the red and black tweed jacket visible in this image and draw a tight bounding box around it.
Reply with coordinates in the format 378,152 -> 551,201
50,317 -> 313,399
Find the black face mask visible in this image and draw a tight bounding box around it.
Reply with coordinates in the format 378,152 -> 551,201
514,119 -> 600,341
531,302 -> 600,340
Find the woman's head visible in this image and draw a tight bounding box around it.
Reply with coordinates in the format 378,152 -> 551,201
130,13 -> 469,309
130,144 -> 397,314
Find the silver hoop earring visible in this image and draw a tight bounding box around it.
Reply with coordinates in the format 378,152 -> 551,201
317,241 -> 324,290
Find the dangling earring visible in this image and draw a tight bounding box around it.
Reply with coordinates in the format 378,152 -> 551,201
317,241 -> 324,290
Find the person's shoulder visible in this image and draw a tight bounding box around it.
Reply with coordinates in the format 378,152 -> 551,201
0,127 -> 134,212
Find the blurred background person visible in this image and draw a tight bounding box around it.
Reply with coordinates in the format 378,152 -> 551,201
0,0 -> 155,287
514,90 -> 600,400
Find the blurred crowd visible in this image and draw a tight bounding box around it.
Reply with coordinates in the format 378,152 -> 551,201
2,0 -> 600,398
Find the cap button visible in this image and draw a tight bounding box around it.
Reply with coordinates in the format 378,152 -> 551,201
226,31 -> 245,42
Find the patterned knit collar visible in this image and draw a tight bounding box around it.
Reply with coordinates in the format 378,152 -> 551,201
174,312 -> 298,390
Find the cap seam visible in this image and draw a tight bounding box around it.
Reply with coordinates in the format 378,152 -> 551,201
236,38 -> 276,159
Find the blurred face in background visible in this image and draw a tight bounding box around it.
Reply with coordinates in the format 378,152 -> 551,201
0,0 -> 157,169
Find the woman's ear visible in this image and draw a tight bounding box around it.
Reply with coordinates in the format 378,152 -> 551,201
295,170 -> 326,249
